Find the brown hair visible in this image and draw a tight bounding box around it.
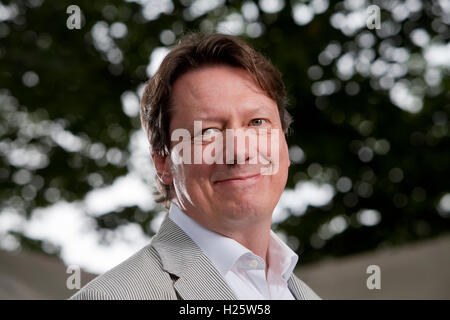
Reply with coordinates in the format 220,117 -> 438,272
140,32 -> 292,208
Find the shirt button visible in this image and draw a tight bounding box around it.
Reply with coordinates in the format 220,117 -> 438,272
249,259 -> 258,268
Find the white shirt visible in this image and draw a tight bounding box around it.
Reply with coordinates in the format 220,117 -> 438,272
168,203 -> 299,300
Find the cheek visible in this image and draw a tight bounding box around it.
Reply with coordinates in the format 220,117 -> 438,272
268,132 -> 290,175
169,163 -> 186,190
280,141 -> 290,167
261,130 -> 286,156
274,137 -> 290,179
182,163 -> 214,186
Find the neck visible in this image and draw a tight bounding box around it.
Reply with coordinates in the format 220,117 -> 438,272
226,224 -> 271,260
203,216 -> 272,265
174,200 -> 273,265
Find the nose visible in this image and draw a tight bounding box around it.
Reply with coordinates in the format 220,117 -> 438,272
223,128 -> 256,165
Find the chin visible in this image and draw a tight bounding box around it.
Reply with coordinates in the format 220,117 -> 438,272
220,198 -> 272,218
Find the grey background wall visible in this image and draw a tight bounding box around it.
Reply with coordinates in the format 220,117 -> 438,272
296,234 -> 450,299
1,234 -> 449,300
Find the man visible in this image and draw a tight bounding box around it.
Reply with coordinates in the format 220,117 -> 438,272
71,32 -> 320,300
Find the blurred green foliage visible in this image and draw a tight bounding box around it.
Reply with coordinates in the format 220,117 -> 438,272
0,0 -> 449,265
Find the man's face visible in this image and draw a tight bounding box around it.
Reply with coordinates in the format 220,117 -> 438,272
155,65 -> 290,233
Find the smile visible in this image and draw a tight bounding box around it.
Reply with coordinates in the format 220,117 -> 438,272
213,173 -> 262,185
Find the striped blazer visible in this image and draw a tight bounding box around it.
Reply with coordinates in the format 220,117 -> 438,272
70,214 -> 321,300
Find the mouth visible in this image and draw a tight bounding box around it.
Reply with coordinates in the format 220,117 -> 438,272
213,173 -> 262,185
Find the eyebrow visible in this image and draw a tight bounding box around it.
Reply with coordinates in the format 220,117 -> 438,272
193,103 -> 277,121
246,103 -> 278,116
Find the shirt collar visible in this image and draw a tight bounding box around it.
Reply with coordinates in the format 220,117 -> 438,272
168,203 -> 299,280
268,230 -> 299,281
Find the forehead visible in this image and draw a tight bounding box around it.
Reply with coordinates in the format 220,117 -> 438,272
170,65 -> 277,121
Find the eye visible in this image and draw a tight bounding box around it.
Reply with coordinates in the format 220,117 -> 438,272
202,127 -> 222,136
198,128 -> 222,143
250,119 -> 267,126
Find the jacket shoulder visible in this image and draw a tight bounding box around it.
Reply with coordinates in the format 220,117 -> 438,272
290,273 -> 322,300
69,243 -> 177,300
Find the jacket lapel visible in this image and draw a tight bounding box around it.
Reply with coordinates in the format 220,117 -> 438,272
151,214 -> 237,300
173,253 -> 237,300
288,273 -> 321,300
288,274 -> 306,300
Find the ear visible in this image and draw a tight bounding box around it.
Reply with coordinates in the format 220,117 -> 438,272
152,153 -> 173,185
